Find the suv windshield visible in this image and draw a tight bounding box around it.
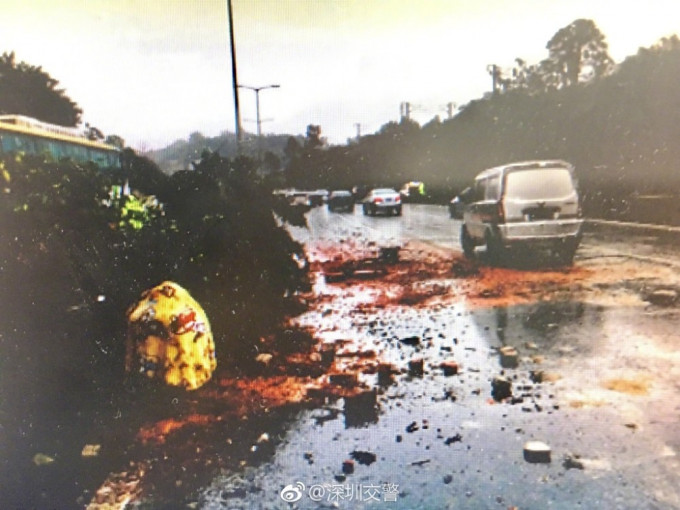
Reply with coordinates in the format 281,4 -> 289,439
504,168 -> 574,200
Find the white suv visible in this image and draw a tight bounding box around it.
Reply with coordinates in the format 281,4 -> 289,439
460,160 -> 583,265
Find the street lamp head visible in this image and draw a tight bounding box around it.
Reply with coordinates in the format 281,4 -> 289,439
239,84 -> 280,91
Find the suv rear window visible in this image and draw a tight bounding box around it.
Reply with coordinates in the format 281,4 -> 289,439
504,168 -> 574,200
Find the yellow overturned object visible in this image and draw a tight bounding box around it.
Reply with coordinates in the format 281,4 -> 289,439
126,281 -> 216,390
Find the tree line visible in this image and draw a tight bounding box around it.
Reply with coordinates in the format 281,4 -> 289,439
4,18 -> 680,216
282,20 -> 680,218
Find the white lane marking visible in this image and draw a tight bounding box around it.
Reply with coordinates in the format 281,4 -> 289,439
587,219 -> 680,233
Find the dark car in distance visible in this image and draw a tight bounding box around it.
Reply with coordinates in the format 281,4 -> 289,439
327,190 -> 354,213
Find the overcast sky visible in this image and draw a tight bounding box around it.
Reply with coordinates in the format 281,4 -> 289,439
4,0 -> 680,149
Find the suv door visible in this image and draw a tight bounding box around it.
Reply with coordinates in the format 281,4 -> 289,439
466,175 -> 501,240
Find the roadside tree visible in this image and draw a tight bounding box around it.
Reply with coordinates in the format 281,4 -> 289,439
0,51 -> 82,126
545,18 -> 614,88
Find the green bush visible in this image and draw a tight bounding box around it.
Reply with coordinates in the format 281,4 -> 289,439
0,151 -> 311,400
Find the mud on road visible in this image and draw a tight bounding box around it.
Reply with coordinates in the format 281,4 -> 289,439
89,229 -> 680,509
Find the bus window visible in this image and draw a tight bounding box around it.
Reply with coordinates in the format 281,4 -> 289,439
2,133 -> 36,153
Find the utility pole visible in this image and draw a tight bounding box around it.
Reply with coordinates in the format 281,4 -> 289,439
487,64 -> 501,95
238,84 -> 280,161
400,102 -> 412,120
227,0 -> 243,149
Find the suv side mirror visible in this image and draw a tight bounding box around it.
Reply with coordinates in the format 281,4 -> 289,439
459,187 -> 473,203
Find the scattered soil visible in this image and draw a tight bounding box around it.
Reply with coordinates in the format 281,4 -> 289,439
89,236 -> 680,507
309,239 -> 680,311
602,377 -> 651,396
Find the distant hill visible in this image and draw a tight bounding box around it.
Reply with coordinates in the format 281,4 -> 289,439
147,130 -> 301,174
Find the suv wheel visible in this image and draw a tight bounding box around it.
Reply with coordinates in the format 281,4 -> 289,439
555,239 -> 577,266
485,229 -> 506,265
461,226 -> 475,259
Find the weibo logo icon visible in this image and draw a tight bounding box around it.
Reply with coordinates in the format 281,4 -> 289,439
280,481 -> 305,502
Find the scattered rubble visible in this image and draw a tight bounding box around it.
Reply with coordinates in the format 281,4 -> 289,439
400,335 -> 421,346
440,360 -> 460,376
343,389 -> 379,427
81,444 -> 101,458
329,372 -> 359,388
408,358 -> 425,376
350,450 -> 377,465
444,433 -> 463,445
645,288 -> 678,306
86,228 -> 680,506
523,441 -> 552,464
562,454 -> 585,470
499,346 -> 519,368
377,363 -> 399,386
32,453 -> 55,466
491,376 -> 513,401
342,460 -> 355,474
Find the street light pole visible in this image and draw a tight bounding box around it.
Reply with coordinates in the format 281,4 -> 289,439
238,84 -> 280,160
227,0 -> 242,149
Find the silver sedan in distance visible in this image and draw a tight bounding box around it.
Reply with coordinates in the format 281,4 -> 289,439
362,188 -> 402,216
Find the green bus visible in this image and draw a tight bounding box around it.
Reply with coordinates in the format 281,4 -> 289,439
0,115 -> 121,168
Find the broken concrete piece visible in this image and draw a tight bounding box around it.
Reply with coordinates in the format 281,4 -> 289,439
377,363 -> 397,386
379,246 -> 400,263
81,444 -> 101,457
562,454 -> 585,470
499,346 -> 518,368
523,441 -> 551,463
255,353 -> 273,366
318,344 -> 336,364
408,358 -> 424,376
329,373 -> 358,387
350,450 -> 377,465
491,375 -> 512,401
344,389 -> 378,428
400,336 -> 421,346
440,361 -> 459,376
646,289 -> 678,306
530,370 -> 561,383
342,460 -> 355,474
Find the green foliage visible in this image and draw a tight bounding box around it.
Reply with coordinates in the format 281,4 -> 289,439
0,149 -> 311,393
105,184 -> 164,231
104,134 -> 125,149
0,149 -> 312,507
305,124 -> 324,148
0,51 -> 82,125
491,19 -> 614,95
545,19 -> 614,88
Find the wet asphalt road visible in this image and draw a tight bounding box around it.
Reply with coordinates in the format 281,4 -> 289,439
197,204 -> 680,509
